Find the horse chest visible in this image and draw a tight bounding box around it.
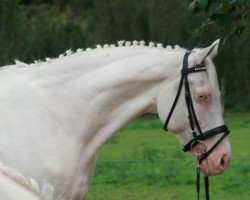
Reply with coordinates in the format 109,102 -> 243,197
0,102 -> 85,198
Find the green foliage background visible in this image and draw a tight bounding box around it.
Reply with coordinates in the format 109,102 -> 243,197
0,0 -> 249,109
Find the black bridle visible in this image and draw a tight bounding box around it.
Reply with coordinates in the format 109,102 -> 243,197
163,51 -> 230,200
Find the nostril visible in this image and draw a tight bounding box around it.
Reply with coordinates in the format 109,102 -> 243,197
220,155 -> 225,166
220,154 -> 231,170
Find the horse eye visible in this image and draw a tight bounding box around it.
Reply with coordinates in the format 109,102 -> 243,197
199,95 -> 205,100
198,95 -> 207,101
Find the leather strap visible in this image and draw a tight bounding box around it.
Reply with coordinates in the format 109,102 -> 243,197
163,51 -> 230,200
164,52 -> 206,132
163,75 -> 185,131
183,125 -> 230,152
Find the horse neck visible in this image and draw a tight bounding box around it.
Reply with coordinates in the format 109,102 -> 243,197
53,47 -> 183,160
23,46 -> 183,161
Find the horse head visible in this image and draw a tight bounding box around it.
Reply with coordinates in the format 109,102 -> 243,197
157,40 -> 231,176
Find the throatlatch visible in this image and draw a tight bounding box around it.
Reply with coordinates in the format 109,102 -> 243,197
163,51 -> 230,200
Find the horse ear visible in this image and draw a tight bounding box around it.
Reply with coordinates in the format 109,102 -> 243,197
196,39 -> 220,65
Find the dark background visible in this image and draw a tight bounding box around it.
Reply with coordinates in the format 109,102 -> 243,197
0,0 -> 249,109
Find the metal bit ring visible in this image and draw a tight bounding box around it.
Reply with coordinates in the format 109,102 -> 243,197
190,140 -> 207,157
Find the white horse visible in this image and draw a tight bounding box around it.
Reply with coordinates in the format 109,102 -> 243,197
0,40 -> 231,200
0,163 -> 54,200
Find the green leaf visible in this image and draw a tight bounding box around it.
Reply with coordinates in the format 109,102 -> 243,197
210,13 -> 234,30
234,0 -> 246,6
235,26 -> 245,37
197,0 -> 208,9
189,0 -> 198,12
207,2 -> 222,16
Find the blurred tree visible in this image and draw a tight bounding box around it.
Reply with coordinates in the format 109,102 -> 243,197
0,0 -> 87,64
85,0 -> 148,44
0,0 -> 249,108
188,0 -> 250,109
188,0 -> 249,44
0,0 -> 22,64
19,4 -> 87,62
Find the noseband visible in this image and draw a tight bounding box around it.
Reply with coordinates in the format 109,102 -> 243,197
163,51 -> 230,199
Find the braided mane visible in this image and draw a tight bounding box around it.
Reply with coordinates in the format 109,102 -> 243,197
10,40 -> 186,68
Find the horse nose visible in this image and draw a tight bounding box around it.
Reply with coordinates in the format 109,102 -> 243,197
201,153 -> 231,176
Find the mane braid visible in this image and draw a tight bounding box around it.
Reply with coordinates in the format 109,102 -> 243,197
7,40 -> 186,68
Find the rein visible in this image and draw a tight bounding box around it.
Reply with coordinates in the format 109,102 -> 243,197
163,51 -> 230,200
